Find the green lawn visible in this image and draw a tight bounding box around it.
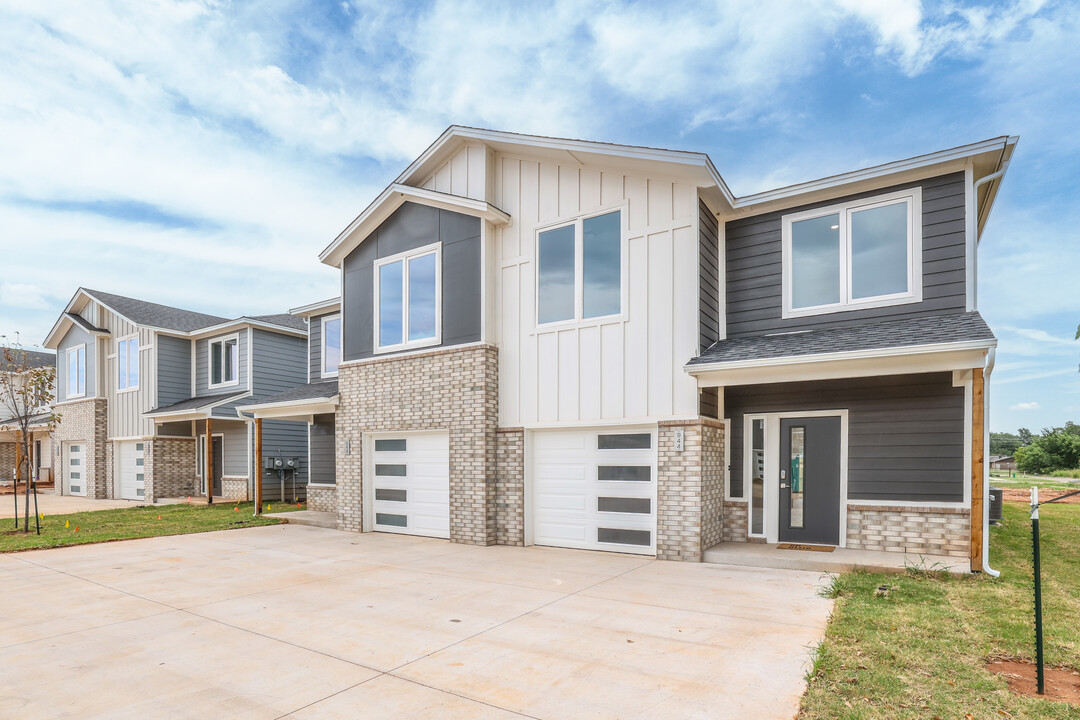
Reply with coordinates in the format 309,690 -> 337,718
801,502 -> 1080,719
0,501 -> 304,553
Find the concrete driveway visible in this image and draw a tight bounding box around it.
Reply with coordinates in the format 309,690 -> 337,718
0,525 -> 832,719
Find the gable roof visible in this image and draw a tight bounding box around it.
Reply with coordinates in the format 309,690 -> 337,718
83,289 -> 227,332
1,348 -> 55,372
247,313 -> 308,332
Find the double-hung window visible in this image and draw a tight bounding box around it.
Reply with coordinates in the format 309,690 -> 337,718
117,336 -> 139,391
322,315 -> 341,377
782,188 -> 921,318
537,210 -> 623,326
374,243 -> 440,352
66,345 -> 85,398
209,336 -> 239,387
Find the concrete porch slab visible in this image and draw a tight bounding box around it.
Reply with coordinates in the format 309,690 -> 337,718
703,542 -> 971,575
264,509 -> 337,528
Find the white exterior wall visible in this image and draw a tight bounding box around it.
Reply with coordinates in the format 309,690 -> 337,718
91,299 -> 158,439
490,153 -> 701,427
419,143 -> 493,202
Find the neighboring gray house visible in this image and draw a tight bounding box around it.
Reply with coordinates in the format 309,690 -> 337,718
43,289 -> 309,502
293,126 -> 1015,574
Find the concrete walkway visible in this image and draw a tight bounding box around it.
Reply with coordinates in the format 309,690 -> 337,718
704,541 -> 971,575
0,493 -> 145,518
0,526 -> 833,719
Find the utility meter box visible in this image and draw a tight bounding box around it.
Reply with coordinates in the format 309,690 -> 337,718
263,456 -> 277,470
284,457 -> 299,469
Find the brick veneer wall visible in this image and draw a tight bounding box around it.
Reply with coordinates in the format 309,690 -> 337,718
336,344 -> 499,544
495,428 -> 524,546
221,477 -> 248,501
145,437 -> 196,501
656,418 -> 725,561
52,399 -> 107,497
105,442 -> 115,499
721,501 -> 750,543
0,442 -> 16,480
306,485 -> 336,513
847,505 -> 970,557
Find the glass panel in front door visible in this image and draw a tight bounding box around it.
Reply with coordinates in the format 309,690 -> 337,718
751,419 -> 765,535
789,426 -> 805,529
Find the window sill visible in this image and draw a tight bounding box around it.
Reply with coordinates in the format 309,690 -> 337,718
533,313 -> 627,336
208,381 -> 240,390
374,337 -> 440,355
117,387 -> 139,394
782,293 -> 921,320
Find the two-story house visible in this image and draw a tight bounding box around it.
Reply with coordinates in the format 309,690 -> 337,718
305,127 -> 1015,574
0,348 -> 56,485
42,289 -> 309,503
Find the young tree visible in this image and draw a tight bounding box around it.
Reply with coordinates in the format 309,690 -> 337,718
0,340 -> 58,533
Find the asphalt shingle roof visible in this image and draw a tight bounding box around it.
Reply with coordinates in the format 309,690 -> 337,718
146,391 -> 249,415
689,311 -> 995,366
235,380 -> 338,407
248,314 -> 308,331
1,348 -> 55,371
84,289 -> 227,333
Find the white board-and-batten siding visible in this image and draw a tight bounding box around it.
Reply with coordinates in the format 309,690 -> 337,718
91,301 -> 158,439
490,154 -> 701,427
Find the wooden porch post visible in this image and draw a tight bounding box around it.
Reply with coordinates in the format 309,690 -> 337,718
205,417 -> 214,505
254,418 -> 263,515
970,368 -> 985,568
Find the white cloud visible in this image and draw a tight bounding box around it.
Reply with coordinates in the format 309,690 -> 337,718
1010,401 -> 1042,411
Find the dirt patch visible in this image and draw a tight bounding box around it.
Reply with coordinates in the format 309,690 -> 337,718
1000,487 -> 1080,504
987,659 -> 1080,706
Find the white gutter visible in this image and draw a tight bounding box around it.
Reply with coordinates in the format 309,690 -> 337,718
982,347 -> 1000,578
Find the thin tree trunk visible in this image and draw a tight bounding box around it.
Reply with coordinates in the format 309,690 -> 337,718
23,455 -> 30,533
32,473 -> 40,535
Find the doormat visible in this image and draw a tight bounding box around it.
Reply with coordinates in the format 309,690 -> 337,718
777,543 -> 835,552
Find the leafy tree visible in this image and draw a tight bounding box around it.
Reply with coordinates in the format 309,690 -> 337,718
1014,426 -> 1080,475
1018,427 -> 1034,445
990,431 -> 1022,456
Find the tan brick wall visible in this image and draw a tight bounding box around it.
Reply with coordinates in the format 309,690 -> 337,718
656,418 -> 725,562
221,477 -> 248,501
105,441 -> 115,499
145,437 -> 196,501
0,442 -> 16,480
306,484 -> 337,513
721,501 -> 750,543
495,428 -> 524,546
847,504 -> 970,557
336,344 -> 499,544
52,399 -> 107,497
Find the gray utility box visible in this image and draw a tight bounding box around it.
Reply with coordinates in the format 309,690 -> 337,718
989,486 -> 1003,525
263,456 -> 300,471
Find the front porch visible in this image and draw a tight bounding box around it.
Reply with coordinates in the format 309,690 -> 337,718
703,541 -> 970,575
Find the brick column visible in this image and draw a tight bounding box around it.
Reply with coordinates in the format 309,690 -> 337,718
656,418 -> 725,561
495,428 -> 525,546
144,437 -> 197,501
51,398 -> 108,498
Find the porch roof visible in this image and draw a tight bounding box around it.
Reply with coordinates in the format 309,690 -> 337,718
145,392 -> 250,421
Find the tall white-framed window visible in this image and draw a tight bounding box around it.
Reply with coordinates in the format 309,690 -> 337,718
208,335 -> 239,388
536,209 -> 624,327
374,242 -> 441,353
744,415 -> 767,538
322,315 -> 341,378
781,188 -> 922,318
117,336 -> 139,391
66,344 -> 86,399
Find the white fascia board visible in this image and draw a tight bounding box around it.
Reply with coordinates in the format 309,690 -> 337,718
729,136 -> 1014,217
144,392 -> 251,421
242,399 -> 338,421
289,297 -> 342,317
186,319 -> 306,340
687,341 -> 994,387
320,183 -> 511,267
43,288 -> 102,348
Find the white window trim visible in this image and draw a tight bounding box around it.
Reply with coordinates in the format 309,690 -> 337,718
66,344 -> 86,399
116,335 -> 139,393
208,334 -> 241,389
321,314 -> 342,378
373,242 -> 442,354
534,206 -> 628,331
781,187 -> 922,319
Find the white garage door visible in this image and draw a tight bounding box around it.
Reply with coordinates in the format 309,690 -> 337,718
531,427 -> 657,555
118,441 -> 145,500
370,432 -> 450,539
65,443 -> 85,496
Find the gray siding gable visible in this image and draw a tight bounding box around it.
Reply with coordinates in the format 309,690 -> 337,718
195,331 -> 250,397
56,323 -> 97,400
252,328 -> 307,397
725,172 -> 967,337
342,201 -> 482,362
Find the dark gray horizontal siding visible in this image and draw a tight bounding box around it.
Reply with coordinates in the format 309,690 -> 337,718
343,202 -> 482,362
195,330 -> 249,396
725,172 -> 967,337
252,329 -> 307,397
156,334 -> 191,406
309,413 -> 335,485
259,418 -> 309,499
725,372 -> 965,503
699,197 -> 720,353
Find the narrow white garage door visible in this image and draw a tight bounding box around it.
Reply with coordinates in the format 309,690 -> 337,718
118,441 -> 145,500
531,427 -> 657,555
65,443 -> 85,496
370,432 -> 450,539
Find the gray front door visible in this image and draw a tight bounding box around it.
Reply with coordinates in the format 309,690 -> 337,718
778,416 -> 841,545
211,437 -> 223,496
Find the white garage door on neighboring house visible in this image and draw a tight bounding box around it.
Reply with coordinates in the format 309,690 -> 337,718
65,443 -> 85,496
370,432 -> 450,539
531,427 -> 657,556
118,441 -> 145,500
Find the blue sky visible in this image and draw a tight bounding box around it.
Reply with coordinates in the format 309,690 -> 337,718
0,0 -> 1077,433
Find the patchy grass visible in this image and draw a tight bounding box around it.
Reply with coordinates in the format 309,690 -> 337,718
800,502 -> 1080,719
0,501 -> 304,553
991,475 -> 1078,491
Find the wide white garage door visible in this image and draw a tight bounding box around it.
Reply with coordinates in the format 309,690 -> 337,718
370,432 -> 450,538
531,427 -> 657,555
118,441 -> 145,500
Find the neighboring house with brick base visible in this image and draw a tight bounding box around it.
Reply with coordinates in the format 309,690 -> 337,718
268,127 -> 1016,573
42,289 -> 309,503
0,348 -> 56,485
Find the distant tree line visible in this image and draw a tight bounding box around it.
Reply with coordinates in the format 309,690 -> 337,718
1011,423 -> 1080,475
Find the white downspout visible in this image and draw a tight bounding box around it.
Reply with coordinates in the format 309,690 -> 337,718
982,347 -> 1000,577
